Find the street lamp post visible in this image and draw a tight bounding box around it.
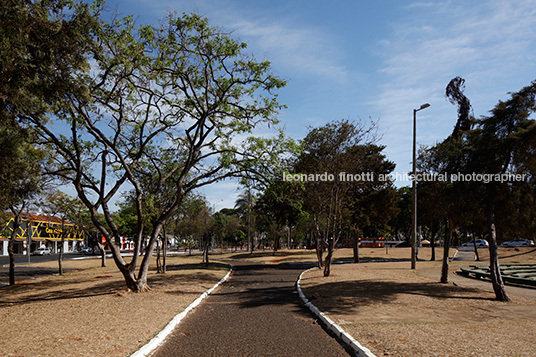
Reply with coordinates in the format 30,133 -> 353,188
411,103 -> 430,270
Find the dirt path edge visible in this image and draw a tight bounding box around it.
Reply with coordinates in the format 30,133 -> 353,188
131,267 -> 233,357
297,267 -> 376,357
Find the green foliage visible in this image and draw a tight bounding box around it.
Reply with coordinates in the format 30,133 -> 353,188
0,0 -> 291,290
42,190 -> 89,222
255,180 -> 305,228
417,78 -> 536,241
175,194 -> 213,241
294,119 -> 396,239
0,127 -> 44,211
213,211 -> 243,245
0,0 -> 94,124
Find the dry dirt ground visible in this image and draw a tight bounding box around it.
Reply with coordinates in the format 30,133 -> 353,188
299,247 -> 536,357
0,255 -> 229,357
217,245 -> 456,264
2,247 -> 535,356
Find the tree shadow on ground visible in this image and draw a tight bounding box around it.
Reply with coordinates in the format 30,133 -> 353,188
162,262 -> 230,272
302,279 -> 492,315
232,285 -> 301,308
0,266 -> 79,285
0,271 -> 118,299
332,256 -> 411,263
499,248 -> 536,260
226,250 -> 318,260
208,264 -> 315,319
0,278 -> 123,306
0,263 -> 230,306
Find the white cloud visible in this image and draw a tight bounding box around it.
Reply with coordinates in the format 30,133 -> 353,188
372,0 -> 536,182
133,0 -> 348,82
228,18 -> 348,82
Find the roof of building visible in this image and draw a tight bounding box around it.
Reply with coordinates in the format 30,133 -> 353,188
8,212 -> 74,225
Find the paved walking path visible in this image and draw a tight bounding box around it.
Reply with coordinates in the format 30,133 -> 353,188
152,262 -> 350,356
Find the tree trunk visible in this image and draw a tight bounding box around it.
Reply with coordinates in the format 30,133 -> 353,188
430,235 -> 436,261
8,213 -> 22,286
440,219 -> 454,283
156,238 -> 162,274
323,237 -> 335,277
472,234 -> 481,261
430,222 -> 438,261
58,219 -> 65,276
58,238 -> 64,275
8,233 -> 16,286
162,227 -> 167,274
272,226 -> 280,256
134,223 -> 166,292
248,209 -> 253,254
97,242 -> 106,267
203,234 -> 210,267
352,235 -> 360,263
315,236 -> 323,268
486,193 -> 510,301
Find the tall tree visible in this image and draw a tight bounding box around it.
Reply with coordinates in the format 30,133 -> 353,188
176,195 -> 214,265
346,144 -> 398,263
468,81 -> 536,301
0,128 -> 44,285
1,0 -> 92,285
0,0 -> 94,126
26,10 -> 288,292
441,76 -> 475,283
235,189 -> 257,253
255,180 -> 305,255
293,119 -> 394,276
388,187 -> 413,242
422,77 -> 536,301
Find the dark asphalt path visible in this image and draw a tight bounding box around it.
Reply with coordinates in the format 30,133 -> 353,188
153,262 -> 351,357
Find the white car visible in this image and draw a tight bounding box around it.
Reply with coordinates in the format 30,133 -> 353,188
501,239 -> 535,247
461,239 -> 489,247
33,247 -> 52,255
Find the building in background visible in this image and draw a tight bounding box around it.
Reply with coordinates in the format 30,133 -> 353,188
0,212 -> 85,256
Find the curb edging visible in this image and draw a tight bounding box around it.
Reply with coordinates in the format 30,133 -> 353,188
131,268 -> 233,357
296,268 -> 376,357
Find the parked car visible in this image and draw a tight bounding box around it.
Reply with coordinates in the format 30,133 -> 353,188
33,247 -> 51,255
500,239 -> 535,247
80,247 -> 93,254
461,239 -> 489,247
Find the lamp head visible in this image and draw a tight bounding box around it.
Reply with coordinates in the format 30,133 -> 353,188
419,103 -> 430,110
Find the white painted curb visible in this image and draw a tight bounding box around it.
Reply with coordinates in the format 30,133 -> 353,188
297,268 -> 376,357
131,268 -> 232,357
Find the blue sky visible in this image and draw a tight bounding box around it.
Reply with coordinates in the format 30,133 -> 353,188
95,0 -> 536,210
